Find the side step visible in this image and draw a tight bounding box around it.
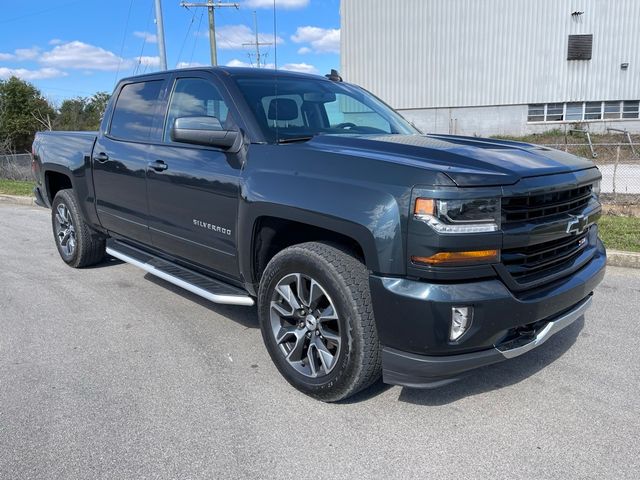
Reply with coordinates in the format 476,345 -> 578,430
106,240 -> 254,307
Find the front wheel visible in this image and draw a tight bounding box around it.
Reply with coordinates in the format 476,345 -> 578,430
258,242 -> 381,402
51,189 -> 106,268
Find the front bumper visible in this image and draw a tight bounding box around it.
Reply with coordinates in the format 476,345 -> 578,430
370,240 -> 606,388
382,295 -> 591,388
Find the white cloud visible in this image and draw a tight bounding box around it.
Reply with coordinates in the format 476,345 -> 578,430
244,0 -> 309,9
135,56 -> 161,68
291,26 -> 340,53
214,24 -> 283,50
226,59 -> 255,68
225,58 -> 316,74
226,58 -> 277,69
15,47 -> 41,60
49,38 -> 64,45
40,41 -> 127,71
281,62 -> 317,74
0,67 -> 67,80
297,46 -> 311,55
176,61 -> 207,68
0,47 -> 41,61
133,31 -> 158,43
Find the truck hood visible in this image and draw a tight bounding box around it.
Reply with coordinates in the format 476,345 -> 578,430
306,133 -> 595,186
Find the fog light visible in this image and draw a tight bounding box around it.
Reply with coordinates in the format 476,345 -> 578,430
451,306 -> 473,341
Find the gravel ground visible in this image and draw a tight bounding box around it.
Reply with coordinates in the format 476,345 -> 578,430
1,204 -> 638,480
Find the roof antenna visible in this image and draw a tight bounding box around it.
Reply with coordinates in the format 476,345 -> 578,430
325,69 -> 343,82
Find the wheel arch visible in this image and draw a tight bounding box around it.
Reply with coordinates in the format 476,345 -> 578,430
239,204 -> 393,294
44,167 -> 73,204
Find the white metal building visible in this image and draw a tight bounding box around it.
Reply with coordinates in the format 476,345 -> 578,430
340,0 -> 640,136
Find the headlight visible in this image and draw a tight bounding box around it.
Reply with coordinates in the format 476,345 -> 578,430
414,197 -> 501,233
592,180 -> 601,199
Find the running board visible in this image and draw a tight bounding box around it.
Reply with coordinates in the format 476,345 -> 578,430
106,240 -> 254,307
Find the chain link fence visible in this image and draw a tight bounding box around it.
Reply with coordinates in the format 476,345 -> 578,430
1,143 -> 639,206
539,142 -> 640,206
0,153 -> 33,181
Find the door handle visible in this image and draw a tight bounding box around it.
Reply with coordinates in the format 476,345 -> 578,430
148,160 -> 168,172
93,152 -> 109,163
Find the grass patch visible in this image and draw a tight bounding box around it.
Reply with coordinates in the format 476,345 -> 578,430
0,179 -> 35,196
492,130 -> 640,146
598,215 -> 640,252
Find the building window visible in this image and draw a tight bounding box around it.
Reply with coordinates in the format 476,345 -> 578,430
566,103 -> 583,121
604,101 -> 622,119
527,104 -> 545,122
623,101 -> 640,119
584,102 -> 602,120
527,101 -> 639,122
546,103 -> 564,121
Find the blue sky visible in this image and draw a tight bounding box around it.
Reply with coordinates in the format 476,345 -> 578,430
0,0 -> 341,103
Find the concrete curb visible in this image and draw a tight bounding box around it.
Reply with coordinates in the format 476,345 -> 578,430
606,250 -> 640,269
0,194 -> 36,207
1,193 -> 638,269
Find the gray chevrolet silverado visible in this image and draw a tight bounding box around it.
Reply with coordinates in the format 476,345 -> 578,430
32,67 -> 605,401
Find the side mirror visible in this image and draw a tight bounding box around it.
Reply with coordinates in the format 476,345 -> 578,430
171,116 -> 239,149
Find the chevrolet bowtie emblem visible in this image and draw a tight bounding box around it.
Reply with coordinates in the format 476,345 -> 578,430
566,214 -> 588,235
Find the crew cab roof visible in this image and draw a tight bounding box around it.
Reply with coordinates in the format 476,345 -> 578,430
117,66 -> 331,85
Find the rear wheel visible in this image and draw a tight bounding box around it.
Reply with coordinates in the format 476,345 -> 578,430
51,189 -> 106,268
258,242 -> 381,402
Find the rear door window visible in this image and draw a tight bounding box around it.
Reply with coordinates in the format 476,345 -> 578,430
109,80 -> 164,142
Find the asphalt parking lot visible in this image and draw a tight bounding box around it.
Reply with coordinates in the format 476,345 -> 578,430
1,203 -> 639,479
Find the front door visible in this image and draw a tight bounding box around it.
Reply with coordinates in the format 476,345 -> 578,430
93,78 -> 165,244
146,74 -> 242,279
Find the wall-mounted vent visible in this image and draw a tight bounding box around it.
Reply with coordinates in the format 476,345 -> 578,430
567,34 -> 593,60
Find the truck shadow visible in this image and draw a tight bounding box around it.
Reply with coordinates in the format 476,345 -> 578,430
85,256 -> 124,269
143,273 -> 259,330
394,315 -> 585,406
136,268 -> 585,407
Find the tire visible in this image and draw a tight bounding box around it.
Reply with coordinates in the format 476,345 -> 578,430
51,189 -> 106,268
258,242 -> 381,402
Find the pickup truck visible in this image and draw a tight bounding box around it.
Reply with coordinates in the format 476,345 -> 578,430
32,67 -> 605,401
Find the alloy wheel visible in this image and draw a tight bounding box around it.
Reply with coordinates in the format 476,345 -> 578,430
54,203 -> 76,257
269,273 -> 342,378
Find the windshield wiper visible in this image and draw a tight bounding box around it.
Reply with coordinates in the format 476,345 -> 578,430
277,135 -> 315,144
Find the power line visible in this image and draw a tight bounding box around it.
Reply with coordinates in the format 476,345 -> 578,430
133,0 -> 156,76
188,11 -> 206,65
272,0 -> 278,70
114,0 -> 135,84
180,1 -> 239,66
176,7 -> 198,68
242,11 -> 273,68
0,0 -> 84,25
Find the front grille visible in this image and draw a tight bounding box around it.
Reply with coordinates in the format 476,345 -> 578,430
502,232 -> 589,283
502,184 -> 592,224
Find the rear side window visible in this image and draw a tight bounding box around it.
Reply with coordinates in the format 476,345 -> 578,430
109,80 -> 163,141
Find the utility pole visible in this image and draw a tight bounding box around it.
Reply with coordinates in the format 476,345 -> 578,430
242,11 -> 272,68
154,0 -> 168,70
180,1 -> 239,66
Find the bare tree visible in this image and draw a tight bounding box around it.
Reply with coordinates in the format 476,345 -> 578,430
31,110 -> 53,131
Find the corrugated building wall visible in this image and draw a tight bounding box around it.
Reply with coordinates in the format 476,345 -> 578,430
341,0 -> 640,135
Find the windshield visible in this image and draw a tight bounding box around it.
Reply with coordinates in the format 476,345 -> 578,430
233,75 -> 420,143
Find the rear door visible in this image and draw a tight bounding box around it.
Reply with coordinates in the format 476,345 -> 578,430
145,72 -> 243,279
92,77 -> 166,245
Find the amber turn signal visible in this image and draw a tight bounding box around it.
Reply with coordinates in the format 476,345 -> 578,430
411,249 -> 500,266
414,198 -> 435,216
